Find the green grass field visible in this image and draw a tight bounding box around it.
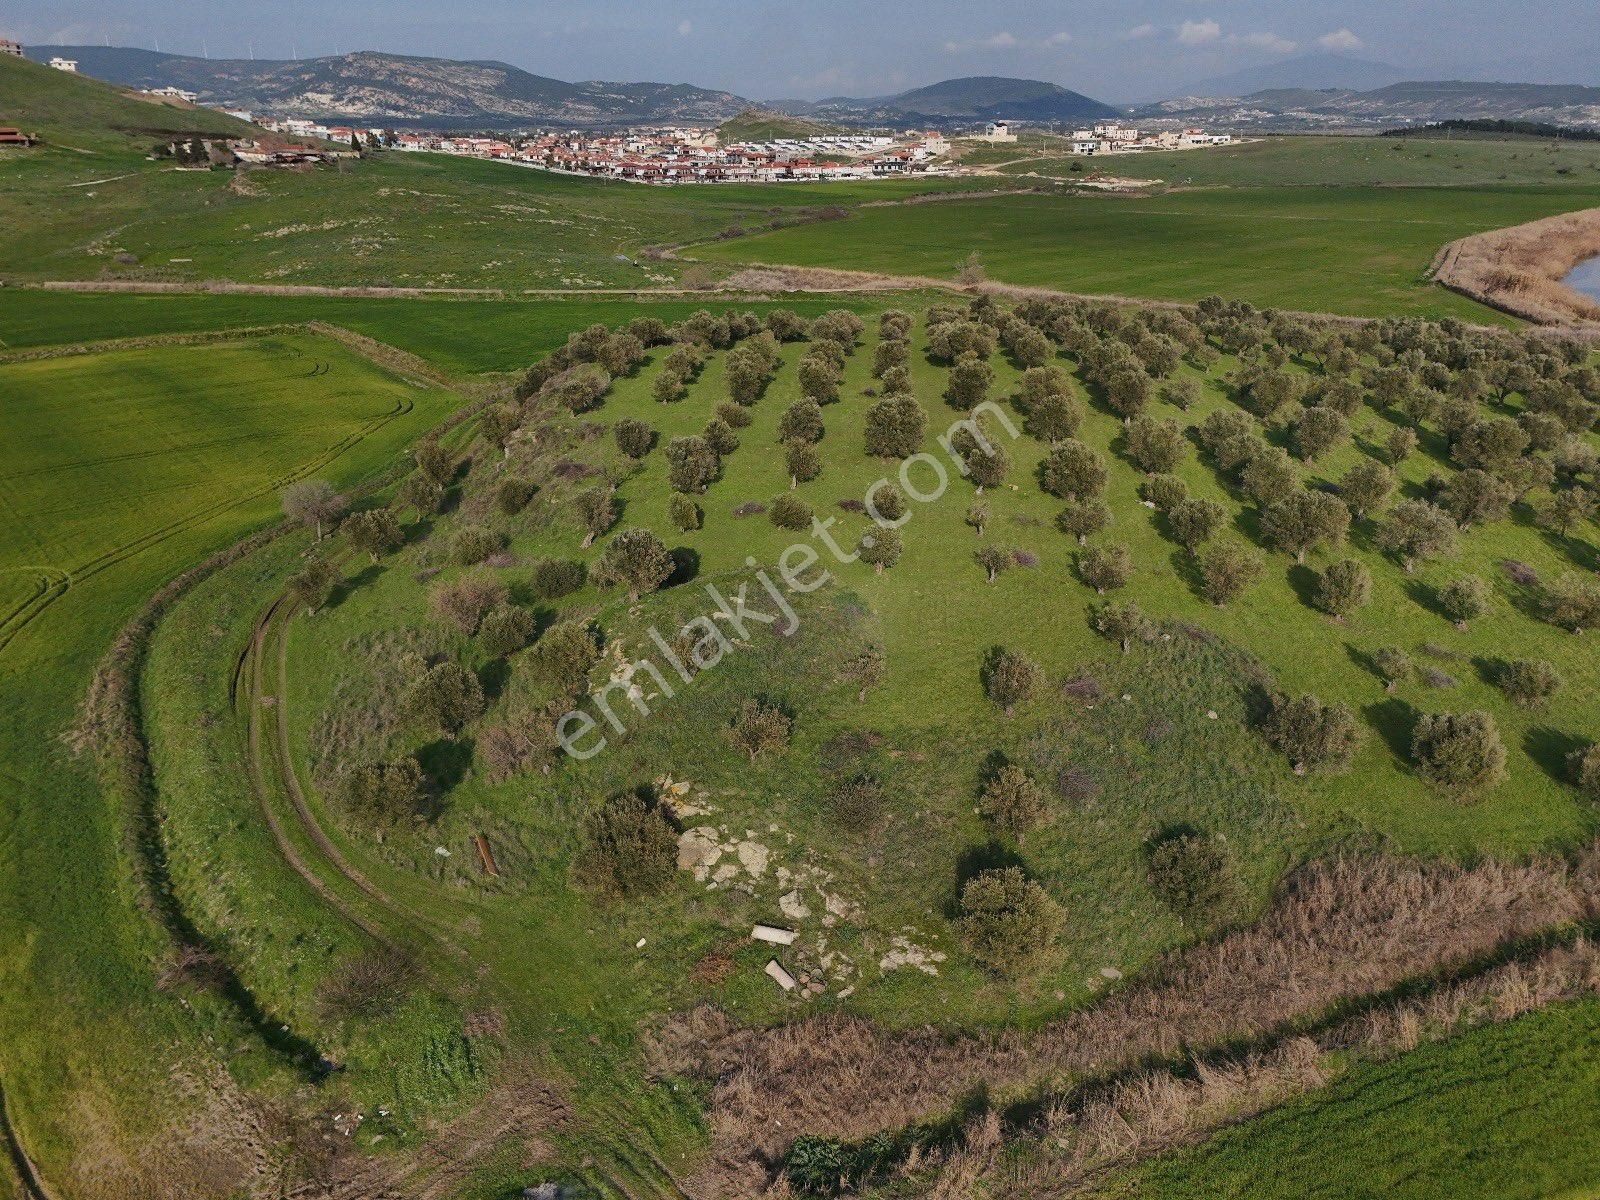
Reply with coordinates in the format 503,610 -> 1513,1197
1003,133 -> 1600,189
1093,999 -> 1600,1200
0,329 -> 457,1192
694,183 -> 1600,318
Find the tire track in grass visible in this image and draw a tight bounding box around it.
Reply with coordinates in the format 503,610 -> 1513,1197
255,590 -> 692,1200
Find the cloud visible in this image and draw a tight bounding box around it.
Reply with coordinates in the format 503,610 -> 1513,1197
676,18 -> 692,36
944,29 -> 1071,53
1177,19 -> 1221,46
1235,31 -> 1298,53
1318,28 -> 1364,51
1125,23 -> 1158,40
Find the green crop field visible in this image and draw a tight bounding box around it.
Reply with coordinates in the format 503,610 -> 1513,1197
1093,999 -> 1600,1200
0,329 -> 457,1194
694,183 -> 1600,318
1002,133 -> 1600,188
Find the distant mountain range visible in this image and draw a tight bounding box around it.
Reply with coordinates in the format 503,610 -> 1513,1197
782,76 -> 1120,125
24,46 -> 749,127
22,45 -> 1600,133
1138,80 -> 1600,129
1164,53 -> 1411,101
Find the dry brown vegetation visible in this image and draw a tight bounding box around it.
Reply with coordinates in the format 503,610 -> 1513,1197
655,850 -> 1600,1196
1433,206 -> 1600,328
935,937 -> 1600,1198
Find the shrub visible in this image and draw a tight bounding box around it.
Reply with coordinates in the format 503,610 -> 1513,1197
282,478 -> 348,541
867,483 -> 906,523
1314,559 -> 1372,618
477,604 -> 536,659
1126,416 -> 1187,474
404,662 -> 485,732
667,435 -> 720,494
1497,659 -> 1562,708
495,475 -> 537,516
344,507 -> 404,562
1372,645 -> 1413,691
574,791 -> 678,898
828,772 -> 885,833
613,418 -> 656,459
957,867 -> 1061,976
478,703 -> 563,781
429,574 -> 507,634
770,494 -> 813,531
412,440 -> 455,488
1197,540 -> 1264,606
979,764 -> 1046,839
1039,440 -> 1106,500
669,494 -> 702,532
532,620 -> 602,695
1262,692 -> 1359,774
1093,600 -> 1154,653
1412,710 -> 1507,793
1024,391 -> 1082,443
975,545 -> 1013,583
982,646 -> 1040,714
1139,474 -> 1188,512
530,557 -> 586,600
703,417 -> 740,456
1057,499 -> 1111,545
863,394 -> 926,459
779,398 -> 825,444
1339,460 -> 1394,519
574,486 -> 617,547
966,501 -> 990,536
1148,832 -> 1241,927
840,645 -> 887,701
1377,500 -> 1457,571
1386,426 -> 1419,463
784,441 -> 822,487
451,526 -> 504,566
288,557 -> 338,614
1439,575 -> 1491,626
593,528 -> 673,600
331,757 -> 425,824
730,699 -> 792,762
1544,572 -> 1600,632
1166,497 -> 1225,550
1078,543 -> 1133,594
857,525 -> 902,572
1571,742 -> 1600,801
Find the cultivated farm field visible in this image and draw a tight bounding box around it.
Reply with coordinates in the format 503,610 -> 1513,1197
0,328 -> 457,1194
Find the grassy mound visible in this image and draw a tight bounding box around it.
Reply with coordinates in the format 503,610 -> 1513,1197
134,292 -> 1600,1190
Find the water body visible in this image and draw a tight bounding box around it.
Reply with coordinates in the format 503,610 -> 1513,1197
1563,256 -> 1600,301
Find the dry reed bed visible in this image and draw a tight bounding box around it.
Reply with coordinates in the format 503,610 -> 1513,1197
1433,206 -> 1600,327
657,851 -> 1600,1195
935,937 -> 1600,1198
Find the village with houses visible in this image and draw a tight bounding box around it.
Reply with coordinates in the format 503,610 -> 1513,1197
2,33 -> 1235,179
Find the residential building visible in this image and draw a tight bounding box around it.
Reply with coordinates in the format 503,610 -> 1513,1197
982,120 -> 1017,143
48,56 -> 77,72
0,38 -> 24,57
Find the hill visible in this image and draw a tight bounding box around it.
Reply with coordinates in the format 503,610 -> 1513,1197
26,45 -> 751,127
1163,52 -> 1409,101
790,75 -> 1120,126
1138,78 -> 1600,129
716,107 -> 843,142
0,52 -> 253,152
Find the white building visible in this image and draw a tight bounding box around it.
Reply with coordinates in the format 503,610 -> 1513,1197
48,56 -> 78,72
144,85 -> 199,103
982,120 -> 1017,143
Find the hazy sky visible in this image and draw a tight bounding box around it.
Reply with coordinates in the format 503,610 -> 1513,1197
14,1 -> 1600,102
